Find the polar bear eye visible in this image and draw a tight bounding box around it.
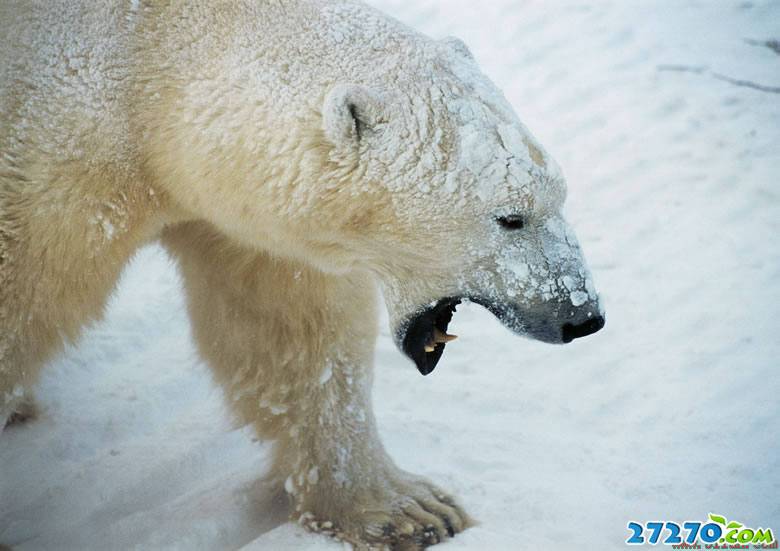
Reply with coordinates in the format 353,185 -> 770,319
496,214 -> 525,230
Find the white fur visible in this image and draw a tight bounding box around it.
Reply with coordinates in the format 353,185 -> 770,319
1,1 -> 601,548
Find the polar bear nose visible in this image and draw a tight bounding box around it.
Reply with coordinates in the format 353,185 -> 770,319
561,315 -> 605,343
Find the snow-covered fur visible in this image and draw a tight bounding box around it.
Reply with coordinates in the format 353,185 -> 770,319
0,0 -> 603,548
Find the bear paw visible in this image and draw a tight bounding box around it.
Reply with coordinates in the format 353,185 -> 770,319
295,470 -> 471,550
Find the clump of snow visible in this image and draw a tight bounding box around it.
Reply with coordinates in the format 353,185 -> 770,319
569,290 -> 589,307
318,364 -> 333,386
307,467 -> 320,486
285,476 -> 296,496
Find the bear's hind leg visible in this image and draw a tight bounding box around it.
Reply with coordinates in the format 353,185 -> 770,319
3,392 -> 37,429
0,171 -> 168,432
163,221 -> 471,550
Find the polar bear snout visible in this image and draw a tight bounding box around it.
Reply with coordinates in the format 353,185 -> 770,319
473,295 -> 603,344
540,300 -> 605,344
396,292 -> 605,375
562,314 -> 606,343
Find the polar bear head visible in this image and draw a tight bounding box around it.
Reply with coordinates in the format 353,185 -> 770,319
317,38 -> 604,375
317,39 -> 605,374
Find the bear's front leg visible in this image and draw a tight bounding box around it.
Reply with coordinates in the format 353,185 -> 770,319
164,222 -> 470,550
275,352 -> 470,549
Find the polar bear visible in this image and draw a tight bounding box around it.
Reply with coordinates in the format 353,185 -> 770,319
0,0 -> 604,548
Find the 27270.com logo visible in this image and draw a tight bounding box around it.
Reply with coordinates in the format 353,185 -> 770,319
627,513 -> 775,547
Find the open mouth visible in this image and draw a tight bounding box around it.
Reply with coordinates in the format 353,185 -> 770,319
398,295 -> 606,375
400,297 -> 461,376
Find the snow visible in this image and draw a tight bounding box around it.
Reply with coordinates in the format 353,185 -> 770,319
2,1 -> 780,549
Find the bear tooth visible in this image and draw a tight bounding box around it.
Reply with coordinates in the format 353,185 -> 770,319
433,328 -> 458,343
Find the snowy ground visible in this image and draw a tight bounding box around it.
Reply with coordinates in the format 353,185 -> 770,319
2,1 -> 779,549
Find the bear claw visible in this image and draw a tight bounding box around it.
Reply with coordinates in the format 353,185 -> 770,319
299,473 -> 470,550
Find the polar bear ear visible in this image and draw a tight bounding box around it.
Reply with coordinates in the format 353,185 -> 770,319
322,84 -> 384,148
441,36 -> 474,60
